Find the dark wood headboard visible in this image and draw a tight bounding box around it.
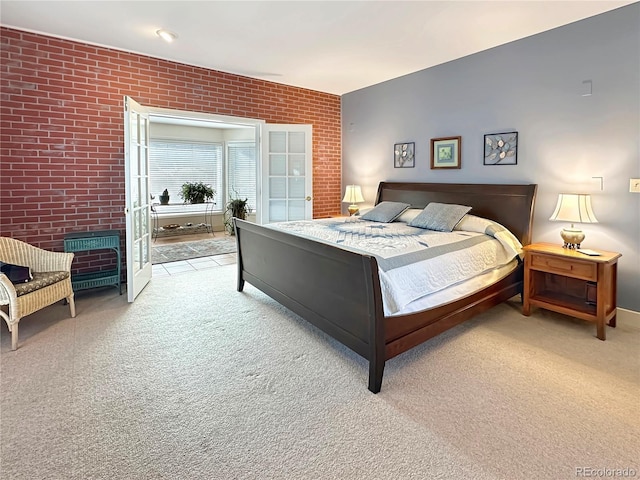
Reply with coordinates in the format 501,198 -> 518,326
375,182 -> 538,246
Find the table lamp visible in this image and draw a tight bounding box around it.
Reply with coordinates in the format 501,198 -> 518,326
342,185 -> 365,216
549,193 -> 598,249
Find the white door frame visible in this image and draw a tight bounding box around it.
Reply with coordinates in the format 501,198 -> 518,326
146,106 -> 264,221
124,96 -> 153,301
259,124 -> 313,224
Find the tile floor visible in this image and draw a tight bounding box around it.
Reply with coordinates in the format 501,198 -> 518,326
152,232 -> 237,277
152,253 -> 236,277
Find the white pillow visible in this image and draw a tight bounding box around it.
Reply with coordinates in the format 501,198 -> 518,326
455,214 -> 523,258
395,208 -> 422,223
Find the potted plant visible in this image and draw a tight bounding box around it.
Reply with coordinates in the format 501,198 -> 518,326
224,192 -> 249,235
180,182 -> 215,204
159,189 -> 170,205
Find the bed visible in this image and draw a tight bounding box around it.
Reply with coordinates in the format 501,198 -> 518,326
233,182 -> 537,393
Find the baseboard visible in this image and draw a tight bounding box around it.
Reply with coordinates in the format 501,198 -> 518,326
617,307 -> 640,323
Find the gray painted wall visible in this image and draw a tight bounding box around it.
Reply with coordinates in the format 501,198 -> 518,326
341,4 -> 640,311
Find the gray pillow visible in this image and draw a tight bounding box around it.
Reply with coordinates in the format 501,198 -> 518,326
361,201 -> 411,223
408,202 -> 472,232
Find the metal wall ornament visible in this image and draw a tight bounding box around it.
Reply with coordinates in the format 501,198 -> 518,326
394,142 -> 415,168
484,132 -> 518,165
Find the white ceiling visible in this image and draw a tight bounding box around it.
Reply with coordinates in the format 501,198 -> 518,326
0,1 -> 635,95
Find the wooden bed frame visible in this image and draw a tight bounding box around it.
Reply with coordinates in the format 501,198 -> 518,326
233,182 -> 537,393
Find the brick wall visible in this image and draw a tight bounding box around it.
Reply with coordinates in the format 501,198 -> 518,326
0,27 -> 342,277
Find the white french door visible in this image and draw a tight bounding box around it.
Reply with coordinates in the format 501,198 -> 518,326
259,124 -> 313,224
124,96 -> 152,302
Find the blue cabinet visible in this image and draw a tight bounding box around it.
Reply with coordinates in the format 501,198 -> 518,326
64,230 -> 122,294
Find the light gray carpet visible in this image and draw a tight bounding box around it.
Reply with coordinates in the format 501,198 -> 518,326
152,235 -> 237,264
1,266 -> 638,480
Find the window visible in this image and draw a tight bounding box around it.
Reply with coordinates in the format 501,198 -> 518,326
227,142 -> 257,212
150,140 -> 223,211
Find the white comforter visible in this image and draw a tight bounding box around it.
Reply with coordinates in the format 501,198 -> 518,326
267,217 -> 522,316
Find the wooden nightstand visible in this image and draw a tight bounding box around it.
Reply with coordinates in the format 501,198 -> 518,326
522,242 -> 621,340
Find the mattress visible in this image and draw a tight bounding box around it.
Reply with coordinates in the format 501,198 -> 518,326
267,216 -> 523,316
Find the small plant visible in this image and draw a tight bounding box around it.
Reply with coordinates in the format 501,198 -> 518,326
224,190 -> 249,234
180,182 -> 215,204
159,189 -> 170,205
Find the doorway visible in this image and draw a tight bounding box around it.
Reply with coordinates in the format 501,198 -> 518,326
123,100 -> 313,301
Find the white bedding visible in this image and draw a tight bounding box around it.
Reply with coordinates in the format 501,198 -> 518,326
266,216 -> 523,316
392,259 -> 518,316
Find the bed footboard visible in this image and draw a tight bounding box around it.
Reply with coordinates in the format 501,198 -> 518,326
233,218 -> 387,392
231,182 -> 536,393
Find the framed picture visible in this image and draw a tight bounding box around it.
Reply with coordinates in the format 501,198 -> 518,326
430,136 -> 461,169
394,142 -> 415,168
484,132 -> 518,165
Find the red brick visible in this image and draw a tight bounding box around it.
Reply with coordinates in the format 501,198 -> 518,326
1,26 -> 341,274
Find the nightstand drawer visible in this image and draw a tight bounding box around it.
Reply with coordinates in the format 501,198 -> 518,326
530,254 -> 597,281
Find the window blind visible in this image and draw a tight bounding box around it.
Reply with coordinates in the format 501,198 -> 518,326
150,140 -> 223,211
227,142 -> 257,211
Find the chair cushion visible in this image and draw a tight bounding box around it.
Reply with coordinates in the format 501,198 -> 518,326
14,271 -> 70,297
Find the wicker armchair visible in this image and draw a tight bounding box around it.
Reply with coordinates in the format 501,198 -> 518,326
0,237 -> 76,350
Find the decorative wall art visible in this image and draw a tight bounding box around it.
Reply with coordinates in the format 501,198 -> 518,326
394,142 -> 415,168
430,136 -> 461,169
484,132 -> 518,165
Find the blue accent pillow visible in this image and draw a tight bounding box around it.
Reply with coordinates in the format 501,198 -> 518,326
0,261 -> 33,284
408,202 -> 472,232
361,201 -> 411,223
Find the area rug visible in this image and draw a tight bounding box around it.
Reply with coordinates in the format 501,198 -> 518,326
151,235 -> 236,264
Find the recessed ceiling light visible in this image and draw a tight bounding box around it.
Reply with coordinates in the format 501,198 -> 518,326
156,29 -> 177,43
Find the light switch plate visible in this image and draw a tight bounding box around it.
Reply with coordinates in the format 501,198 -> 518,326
630,179 -> 640,193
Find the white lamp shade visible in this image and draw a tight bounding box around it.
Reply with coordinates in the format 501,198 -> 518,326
342,185 -> 365,204
549,193 -> 598,223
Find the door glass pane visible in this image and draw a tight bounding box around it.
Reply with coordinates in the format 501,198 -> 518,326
130,145 -> 139,176
269,131 -> 286,153
131,177 -> 140,208
141,206 -> 149,235
269,200 -> 286,222
130,112 -> 138,142
142,238 -> 149,264
288,132 -> 305,153
140,176 -> 147,208
140,116 -> 147,143
134,209 -> 140,240
133,239 -> 141,272
139,146 -> 147,176
288,177 -> 305,199
288,155 -> 305,176
269,154 -> 286,175
269,178 -> 286,199
288,200 -> 305,220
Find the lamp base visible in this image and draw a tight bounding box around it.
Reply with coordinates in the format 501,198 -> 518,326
560,227 -> 585,249
347,205 -> 359,216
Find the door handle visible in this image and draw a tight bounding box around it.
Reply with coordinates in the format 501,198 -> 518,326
305,196 -> 312,201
